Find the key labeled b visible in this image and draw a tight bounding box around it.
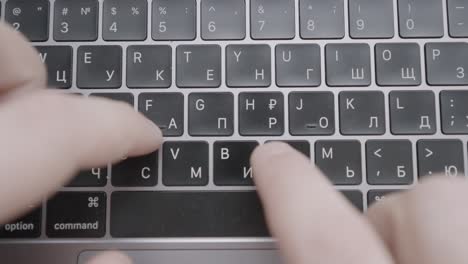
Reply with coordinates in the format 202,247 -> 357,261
214,141 -> 258,186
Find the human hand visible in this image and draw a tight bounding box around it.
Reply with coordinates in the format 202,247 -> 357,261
252,142 -> 466,264
0,23 -> 162,263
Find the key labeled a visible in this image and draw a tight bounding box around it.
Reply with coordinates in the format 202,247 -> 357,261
138,93 -> 184,136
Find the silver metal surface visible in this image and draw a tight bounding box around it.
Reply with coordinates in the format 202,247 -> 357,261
0,0 -> 467,263
78,249 -> 283,264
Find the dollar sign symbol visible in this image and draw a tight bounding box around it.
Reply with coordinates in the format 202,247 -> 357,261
111,7 -> 117,15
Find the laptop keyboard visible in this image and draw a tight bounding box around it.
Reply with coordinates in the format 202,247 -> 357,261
0,0 -> 467,240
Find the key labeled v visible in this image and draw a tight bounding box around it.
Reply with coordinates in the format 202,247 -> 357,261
170,148 -> 180,160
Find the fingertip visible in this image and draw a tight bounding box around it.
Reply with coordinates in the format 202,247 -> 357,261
250,142 -> 295,166
140,112 -> 164,148
85,251 -> 132,264
0,23 -> 47,92
125,112 -> 163,158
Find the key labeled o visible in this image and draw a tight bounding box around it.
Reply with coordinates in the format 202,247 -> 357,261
382,49 -> 392,61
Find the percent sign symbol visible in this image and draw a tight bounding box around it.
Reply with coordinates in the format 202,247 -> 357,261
131,7 -> 140,15
159,6 -> 167,15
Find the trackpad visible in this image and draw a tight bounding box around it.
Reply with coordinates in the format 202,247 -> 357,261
78,250 -> 283,264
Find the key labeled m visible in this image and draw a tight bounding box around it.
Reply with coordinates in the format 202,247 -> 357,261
190,166 -> 202,179
322,147 -> 333,159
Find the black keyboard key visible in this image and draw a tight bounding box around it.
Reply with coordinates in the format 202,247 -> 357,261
138,93 -> 184,137
112,152 -> 158,187
213,141 -> 258,186
188,93 -> 234,136
275,44 -> 321,87
46,192 -> 106,238
127,45 -> 172,88
425,43 -> 468,86
102,0 -> 147,41
366,140 -> 413,185
339,91 -> 385,135
226,44 -> 271,87
440,91 -> 468,134
389,91 -> 436,135
239,92 -> 284,136
67,167 -> 107,187
5,0 -> 49,42
250,0 -> 295,40
162,141 -> 209,186
348,0 -> 394,39
35,46 -> 73,89
375,43 -> 421,86
417,140 -> 464,178
397,0 -> 443,38
152,0 -> 196,41
341,191 -> 363,212
77,46 -> 122,89
91,93 -> 133,106
0,207 -> 41,238
447,0 -> 468,37
289,92 -> 335,135
367,190 -> 400,206
111,191 -> 268,237
201,0 -> 246,40
325,44 -> 371,86
299,0 -> 345,39
54,0 -> 98,41
176,45 -> 221,88
315,140 -> 362,185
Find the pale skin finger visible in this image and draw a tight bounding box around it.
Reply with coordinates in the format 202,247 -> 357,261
367,176 -> 468,264
85,251 -> 132,264
251,142 -> 394,264
0,90 -> 162,223
0,22 -> 46,95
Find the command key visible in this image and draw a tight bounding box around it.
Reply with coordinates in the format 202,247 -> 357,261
46,192 -> 106,238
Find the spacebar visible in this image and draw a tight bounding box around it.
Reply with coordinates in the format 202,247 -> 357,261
110,191 -> 269,237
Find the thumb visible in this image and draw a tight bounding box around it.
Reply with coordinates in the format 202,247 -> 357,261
86,252 -> 132,264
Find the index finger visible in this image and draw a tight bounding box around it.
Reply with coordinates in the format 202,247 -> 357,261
0,91 -> 162,223
0,23 -> 46,94
251,142 -> 394,264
